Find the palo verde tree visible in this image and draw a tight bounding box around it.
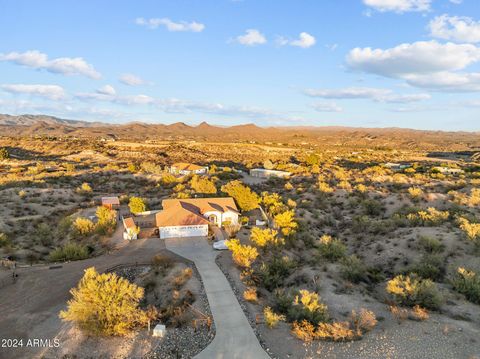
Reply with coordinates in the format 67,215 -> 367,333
129,196 -> 147,215
221,180 -> 259,211
60,267 -> 154,336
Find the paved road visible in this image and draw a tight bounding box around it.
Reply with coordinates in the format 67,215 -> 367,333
0,230 -> 165,359
165,237 -> 270,359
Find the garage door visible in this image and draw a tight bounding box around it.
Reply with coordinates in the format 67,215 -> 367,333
159,225 -> 208,239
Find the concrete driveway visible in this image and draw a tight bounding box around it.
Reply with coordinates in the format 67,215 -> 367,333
165,237 -> 270,359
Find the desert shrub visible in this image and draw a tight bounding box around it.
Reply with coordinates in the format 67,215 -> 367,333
224,223 -> 241,238
288,290 -> 329,325
451,267 -> 480,304
160,173 -> 178,185
349,308 -> 377,334
77,182 -> 92,194
449,188 -> 480,207
354,183 -> 367,193
128,196 -> 146,214
386,274 -> 442,310
361,199 -> 383,216
243,287 -> 258,303
407,187 -> 423,201
264,306 -> 285,328
292,308 -> 376,342
250,227 -> 283,248
171,268 -> 193,288
340,255 -> 367,283
406,207 -> 449,226
221,180 -> 259,211
0,232 -> 11,247
0,147 -> 8,160
258,255 -> 295,291
273,210 -> 298,236
410,305 -> 429,321
140,161 -> 162,174
73,217 -> 95,237
225,239 -> 258,268
49,243 -> 89,262
96,206 -> 117,234
318,181 -> 334,194
60,267 -> 151,336
410,254 -> 445,281
151,254 -> 174,270
457,217 -> 480,246
417,235 -> 444,253
318,235 -> 346,261
261,192 -> 285,216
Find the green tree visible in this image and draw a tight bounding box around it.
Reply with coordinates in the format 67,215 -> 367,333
221,180 -> 259,211
60,267 -> 152,336
129,196 -> 147,215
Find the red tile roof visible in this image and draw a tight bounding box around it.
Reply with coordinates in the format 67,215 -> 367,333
102,196 -> 120,205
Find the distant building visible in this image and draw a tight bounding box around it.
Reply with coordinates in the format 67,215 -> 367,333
101,196 -> 120,210
432,166 -> 464,175
384,162 -> 411,171
155,197 -> 239,239
169,163 -> 208,175
249,168 -> 291,178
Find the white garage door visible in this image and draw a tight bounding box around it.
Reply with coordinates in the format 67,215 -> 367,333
159,225 -> 208,239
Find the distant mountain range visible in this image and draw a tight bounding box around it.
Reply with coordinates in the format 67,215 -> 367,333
0,114 -> 478,151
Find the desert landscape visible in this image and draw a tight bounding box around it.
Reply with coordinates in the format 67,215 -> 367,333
2,0 -> 480,358
0,115 -> 479,358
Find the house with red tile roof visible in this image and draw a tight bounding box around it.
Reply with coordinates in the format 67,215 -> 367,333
155,197 -> 239,239
169,162 -> 208,175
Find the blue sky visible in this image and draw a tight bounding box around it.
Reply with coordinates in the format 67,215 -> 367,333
0,0 -> 479,130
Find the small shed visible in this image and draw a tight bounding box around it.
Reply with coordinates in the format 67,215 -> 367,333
101,196 -> 120,210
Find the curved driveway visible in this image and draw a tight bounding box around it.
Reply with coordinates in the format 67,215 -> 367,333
165,237 -> 270,359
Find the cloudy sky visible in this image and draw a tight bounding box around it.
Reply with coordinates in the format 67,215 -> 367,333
0,0 -> 479,130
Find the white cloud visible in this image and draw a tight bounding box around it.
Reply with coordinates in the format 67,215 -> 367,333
135,17 -> 205,32
1,84 -> 65,100
347,41 -> 480,76
429,15 -> 480,43
97,85 -> 116,96
304,87 -> 430,103
0,50 -> 101,79
119,73 -> 147,86
311,102 -> 343,112
404,72 -> 480,92
235,29 -> 267,46
363,0 -> 431,13
347,40 -> 480,92
278,32 -> 316,48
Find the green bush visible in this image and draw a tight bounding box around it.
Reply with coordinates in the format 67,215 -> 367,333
288,290 -> 329,325
0,232 -> 11,247
386,274 -> 442,310
340,255 -> 367,283
417,236 -> 444,253
452,267 -> 480,304
318,235 -> 346,261
410,254 -> 445,281
49,243 -> 90,262
258,256 -> 295,291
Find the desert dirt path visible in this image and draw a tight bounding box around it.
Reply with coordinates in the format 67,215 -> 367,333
0,231 -> 166,359
165,237 -> 270,359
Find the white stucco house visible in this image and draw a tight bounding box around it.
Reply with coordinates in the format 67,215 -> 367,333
249,168 -> 291,178
155,197 -> 239,239
169,163 -> 208,176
